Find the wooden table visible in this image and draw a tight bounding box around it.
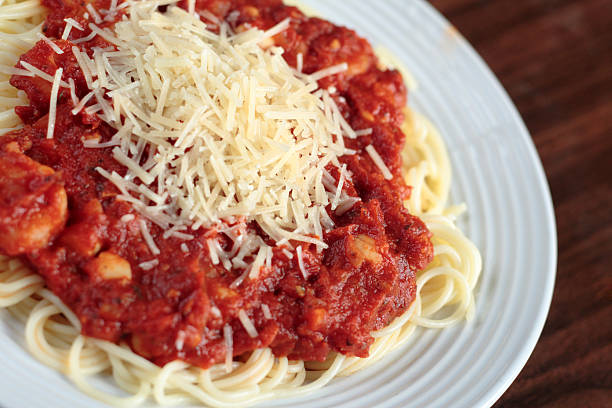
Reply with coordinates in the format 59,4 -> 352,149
429,0 -> 612,406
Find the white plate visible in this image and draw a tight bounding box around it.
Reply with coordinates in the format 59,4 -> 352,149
0,1 -> 557,407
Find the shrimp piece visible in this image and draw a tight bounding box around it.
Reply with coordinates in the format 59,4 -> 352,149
0,149 -> 67,255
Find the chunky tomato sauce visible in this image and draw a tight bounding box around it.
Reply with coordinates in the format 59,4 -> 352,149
0,0 -> 433,367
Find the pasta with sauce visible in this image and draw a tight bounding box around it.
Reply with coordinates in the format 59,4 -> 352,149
0,0 -> 481,407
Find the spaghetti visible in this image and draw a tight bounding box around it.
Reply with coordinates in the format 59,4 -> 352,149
0,0 -> 481,407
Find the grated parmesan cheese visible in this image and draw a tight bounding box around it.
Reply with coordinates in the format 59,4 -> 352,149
309,62 -> 348,82
67,78 -> 78,105
354,128 -> 373,137
335,196 -> 361,216
139,219 -> 161,255
211,306 -> 222,318
64,17 -> 84,32
207,239 -> 220,265
175,330 -> 186,351
296,245 -> 308,279
47,68 -> 63,139
238,309 -> 258,338
365,145 -> 393,180
86,3 -> 103,24
19,61 -> 69,87
223,324 -> 233,373
74,0 -> 368,275
120,214 -> 135,223
72,30 -> 97,44
296,52 -> 303,72
331,164 -> 347,211
138,259 -> 159,271
37,33 -> 64,54
261,304 -> 272,320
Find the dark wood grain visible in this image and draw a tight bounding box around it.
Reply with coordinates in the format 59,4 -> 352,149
429,0 -> 612,407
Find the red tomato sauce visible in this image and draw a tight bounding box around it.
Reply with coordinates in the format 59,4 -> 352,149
0,0 -> 433,367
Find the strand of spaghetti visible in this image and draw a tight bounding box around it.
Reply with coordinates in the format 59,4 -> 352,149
5,295 -> 36,323
0,272 -> 43,306
424,216 -> 482,290
24,299 -> 67,370
108,354 -> 151,395
36,288 -> 81,328
38,315 -> 77,337
401,110 -> 451,215
67,335 -> 151,407
413,266 -> 472,328
420,267 -> 459,313
198,371 -> 260,400
259,356 -> 289,391
21,293 -> 109,370
0,0 -> 43,19
152,361 -> 193,406
211,349 -> 273,388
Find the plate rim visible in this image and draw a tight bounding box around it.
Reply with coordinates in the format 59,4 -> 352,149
420,1 -> 557,406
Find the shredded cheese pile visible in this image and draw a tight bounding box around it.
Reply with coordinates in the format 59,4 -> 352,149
60,0 -> 371,273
